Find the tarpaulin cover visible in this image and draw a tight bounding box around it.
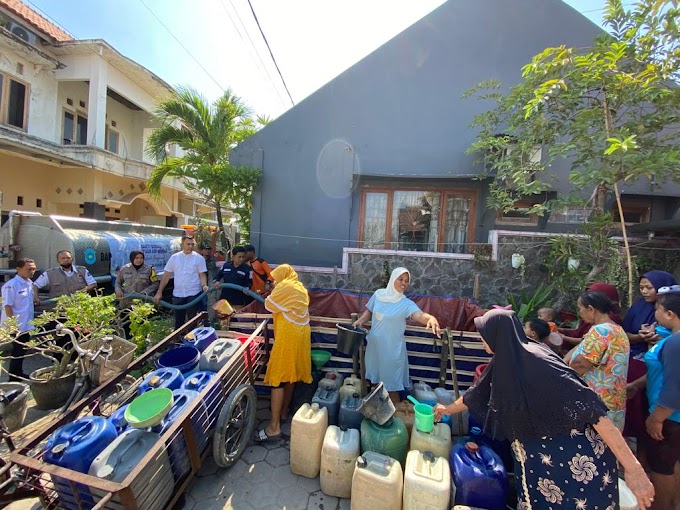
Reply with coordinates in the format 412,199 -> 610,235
240,288 -> 485,331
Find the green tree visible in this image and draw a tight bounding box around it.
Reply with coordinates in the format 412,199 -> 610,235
466,0 -> 680,303
146,86 -> 264,245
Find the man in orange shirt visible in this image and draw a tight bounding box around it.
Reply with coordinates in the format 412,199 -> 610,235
244,245 -> 273,297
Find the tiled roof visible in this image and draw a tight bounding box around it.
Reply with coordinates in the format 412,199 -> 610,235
0,0 -> 71,42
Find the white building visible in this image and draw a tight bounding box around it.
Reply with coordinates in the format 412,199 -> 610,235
0,0 -> 214,226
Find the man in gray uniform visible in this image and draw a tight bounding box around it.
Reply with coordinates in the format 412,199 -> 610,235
33,250 -> 97,299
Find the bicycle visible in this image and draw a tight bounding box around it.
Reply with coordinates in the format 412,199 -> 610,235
56,325 -> 138,416
0,387 -> 34,504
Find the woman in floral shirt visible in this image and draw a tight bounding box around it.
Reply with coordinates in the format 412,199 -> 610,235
434,309 -> 653,509
568,291 -> 630,431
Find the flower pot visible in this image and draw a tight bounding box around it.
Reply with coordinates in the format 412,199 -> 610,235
0,382 -> 30,432
511,253 -> 524,269
29,367 -> 77,410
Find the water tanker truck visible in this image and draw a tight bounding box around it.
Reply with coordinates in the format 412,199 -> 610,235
0,211 -> 184,288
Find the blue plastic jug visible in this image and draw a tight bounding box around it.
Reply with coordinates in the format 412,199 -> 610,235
338,393 -> 363,430
138,367 -> 184,394
183,327 -> 218,352
312,387 -> 340,426
44,416 -> 118,510
468,415 -> 514,471
180,371 -> 221,452
108,404 -> 130,435
155,389 -> 204,482
450,441 -> 508,510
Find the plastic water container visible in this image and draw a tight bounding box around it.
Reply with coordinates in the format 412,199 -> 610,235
410,422 -> 452,460
361,417 -> 409,467
138,367 -> 184,394
156,389 -> 204,482
43,416 -> 118,509
88,429 -> 173,510
108,404 -> 130,435
394,401 -> 415,438
467,415 -> 513,471
157,345 -> 201,375
450,442 -> 507,510
180,371 -> 220,451
312,386 -> 340,426
290,403 -> 328,478
619,478 -> 639,510
434,387 -> 456,405
235,334 -> 262,369
320,425 -> 360,498
339,374 -> 362,401
351,451 -> 403,510
319,373 -> 342,391
339,393 -> 363,430
199,338 -> 240,372
325,370 -> 344,387
403,450 -> 451,510
413,382 -> 438,403
183,327 -> 218,352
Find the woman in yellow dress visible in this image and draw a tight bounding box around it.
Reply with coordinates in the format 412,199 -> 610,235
255,264 -> 312,442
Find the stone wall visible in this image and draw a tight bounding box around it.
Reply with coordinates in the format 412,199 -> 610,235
295,231 -> 680,309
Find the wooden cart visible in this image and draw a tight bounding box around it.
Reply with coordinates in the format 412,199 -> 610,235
8,313 -> 270,509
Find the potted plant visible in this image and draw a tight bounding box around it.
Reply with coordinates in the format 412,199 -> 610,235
1,291 -> 120,409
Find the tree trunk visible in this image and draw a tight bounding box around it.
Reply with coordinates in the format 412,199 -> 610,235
214,203 -> 232,254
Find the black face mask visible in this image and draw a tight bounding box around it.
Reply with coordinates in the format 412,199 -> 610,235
60,263 -> 73,270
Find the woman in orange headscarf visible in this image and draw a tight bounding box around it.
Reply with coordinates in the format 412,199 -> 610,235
255,264 -> 312,442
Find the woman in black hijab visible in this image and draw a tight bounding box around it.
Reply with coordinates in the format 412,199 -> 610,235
114,250 -> 159,307
435,309 -> 654,510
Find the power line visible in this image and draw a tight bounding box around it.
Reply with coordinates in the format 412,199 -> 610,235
245,0 -> 295,106
136,0 -> 227,94
217,0 -> 288,108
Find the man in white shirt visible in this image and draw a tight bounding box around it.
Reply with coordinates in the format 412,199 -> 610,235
33,250 -> 97,300
153,235 -> 209,330
2,258 -> 38,381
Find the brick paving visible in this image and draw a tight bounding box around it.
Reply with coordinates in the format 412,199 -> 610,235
181,397 -> 350,510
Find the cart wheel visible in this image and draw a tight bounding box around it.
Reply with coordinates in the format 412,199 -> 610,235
213,384 -> 256,468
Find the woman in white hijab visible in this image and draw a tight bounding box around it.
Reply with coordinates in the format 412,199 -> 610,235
353,267 -> 441,404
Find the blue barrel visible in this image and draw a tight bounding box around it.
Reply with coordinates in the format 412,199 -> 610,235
338,393 -> 364,430
468,415 -> 513,471
183,327 -> 218,352
180,371 -> 221,452
44,416 -> 118,510
312,387 -> 340,426
450,441 -> 508,510
157,345 -> 201,375
155,389 -> 204,482
108,404 -> 130,435
138,367 -> 185,394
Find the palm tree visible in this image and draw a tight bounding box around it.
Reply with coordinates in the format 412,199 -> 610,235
145,86 -> 263,246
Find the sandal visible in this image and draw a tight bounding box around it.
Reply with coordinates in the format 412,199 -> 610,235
254,428 -> 282,443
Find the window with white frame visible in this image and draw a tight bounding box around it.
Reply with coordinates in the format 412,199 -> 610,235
0,72 -> 29,130
63,110 -> 88,145
359,187 -> 476,253
105,125 -> 119,154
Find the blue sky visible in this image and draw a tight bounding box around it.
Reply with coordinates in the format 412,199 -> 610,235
25,0 -> 626,119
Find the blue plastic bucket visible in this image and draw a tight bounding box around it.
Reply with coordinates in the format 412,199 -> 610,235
157,345 -> 200,375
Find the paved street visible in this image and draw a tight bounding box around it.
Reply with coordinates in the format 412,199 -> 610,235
181,397 -> 350,510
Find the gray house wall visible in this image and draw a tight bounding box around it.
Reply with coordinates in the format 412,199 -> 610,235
232,0 -> 680,268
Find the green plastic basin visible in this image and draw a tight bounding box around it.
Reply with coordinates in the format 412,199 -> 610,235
125,388 -> 174,428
